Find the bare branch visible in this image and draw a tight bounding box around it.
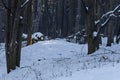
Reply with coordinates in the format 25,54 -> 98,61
21,0 -> 29,8
81,0 -> 88,13
1,0 -> 11,12
116,0 -> 120,4
101,16 -> 111,27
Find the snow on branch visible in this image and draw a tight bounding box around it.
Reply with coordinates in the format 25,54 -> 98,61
95,4 -> 120,37
21,0 -> 29,8
101,5 -> 120,19
101,16 -> 110,27
95,4 -> 120,26
113,4 -> 120,12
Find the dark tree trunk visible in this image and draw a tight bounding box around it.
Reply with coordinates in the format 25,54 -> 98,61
107,0 -> 115,46
86,0 -> 96,54
5,0 -> 29,73
27,0 -> 33,45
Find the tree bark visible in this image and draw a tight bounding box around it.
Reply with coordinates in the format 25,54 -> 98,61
86,0 -> 96,54
27,0 -> 33,45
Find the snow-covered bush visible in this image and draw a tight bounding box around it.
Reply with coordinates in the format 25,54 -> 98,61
22,32 -> 44,44
32,32 -> 44,43
66,29 -> 87,44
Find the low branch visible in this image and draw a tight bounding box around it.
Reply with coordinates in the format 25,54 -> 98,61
96,17 -> 111,38
95,4 -> 120,37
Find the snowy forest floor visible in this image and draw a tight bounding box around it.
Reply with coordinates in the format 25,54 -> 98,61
0,38 -> 120,80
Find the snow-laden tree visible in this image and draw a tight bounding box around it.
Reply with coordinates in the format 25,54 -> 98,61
85,0 -> 120,54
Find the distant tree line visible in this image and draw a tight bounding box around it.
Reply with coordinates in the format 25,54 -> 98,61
32,0 -> 120,39
31,0 -> 120,54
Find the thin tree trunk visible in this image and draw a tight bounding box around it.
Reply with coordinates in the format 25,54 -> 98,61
27,0 -> 33,45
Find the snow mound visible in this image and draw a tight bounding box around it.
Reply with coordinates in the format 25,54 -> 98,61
0,39 -> 120,80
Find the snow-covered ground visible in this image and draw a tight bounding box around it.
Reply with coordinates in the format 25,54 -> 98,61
0,38 -> 120,80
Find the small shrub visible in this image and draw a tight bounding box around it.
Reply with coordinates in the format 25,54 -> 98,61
66,29 -> 87,44
22,32 -> 44,44
32,32 -> 44,44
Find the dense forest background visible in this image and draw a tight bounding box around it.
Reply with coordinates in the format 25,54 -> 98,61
0,0 -> 120,41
